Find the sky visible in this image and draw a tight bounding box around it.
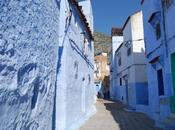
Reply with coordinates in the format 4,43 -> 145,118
91,0 -> 141,36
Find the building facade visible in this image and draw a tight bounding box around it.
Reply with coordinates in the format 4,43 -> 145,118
142,0 -> 175,128
112,11 -> 148,112
110,28 -> 123,100
0,0 -> 95,130
94,53 -> 109,97
56,0 -> 95,130
94,53 -> 109,82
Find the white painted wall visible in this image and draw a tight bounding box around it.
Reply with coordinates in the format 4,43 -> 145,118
131,11 -> 144,42
112,36 -> 123,58
116,11 -> 147,84
135,65 -> 148,82
78,0 -> 94,32
123,20 -> 132,42
110,35 -> 123,99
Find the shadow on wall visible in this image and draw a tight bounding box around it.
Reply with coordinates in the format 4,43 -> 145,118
103,101 -> 162,130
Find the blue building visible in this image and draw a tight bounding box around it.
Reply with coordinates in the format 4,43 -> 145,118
110,11 -> 149,113
0,0 -> 95,130
142,0 -> 175,128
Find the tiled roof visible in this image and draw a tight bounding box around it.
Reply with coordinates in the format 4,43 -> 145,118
69,0 -> 94,40
111,28 -> 123,36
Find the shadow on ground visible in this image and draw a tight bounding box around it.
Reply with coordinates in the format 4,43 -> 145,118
103,100 -> 162,130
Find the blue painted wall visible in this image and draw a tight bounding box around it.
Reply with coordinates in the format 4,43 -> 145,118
142,0 -> 175,128
135,83 -> 148,105
114,83 -> 148,107
0,0 -> 60,129
0,0 -> 95,130
55,0 -> 96,130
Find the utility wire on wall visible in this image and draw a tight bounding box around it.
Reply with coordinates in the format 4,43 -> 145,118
115,38 -> 145,54
121,39 -> 144,44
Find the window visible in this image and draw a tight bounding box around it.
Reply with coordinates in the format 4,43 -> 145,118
164,0 -> 173,8
127,47 -> 131,56
117,52 -> 121,66
83,38 -> 88,56
148,12 -> 161,40
156,23 -> 161,40
118,57 -> 121,66
88,74 -> 91,84
157,69 -> 165,96
125,41 -> 132,56
120,78 -> 122,86
74,61 -> 78,79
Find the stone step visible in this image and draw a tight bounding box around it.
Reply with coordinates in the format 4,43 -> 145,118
163,114 -> 175,129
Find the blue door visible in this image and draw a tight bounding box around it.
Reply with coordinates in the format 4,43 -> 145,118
157,69 -> 164,96
125,80 -> 129,104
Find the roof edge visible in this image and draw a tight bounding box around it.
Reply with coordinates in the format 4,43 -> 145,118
111,28 -> 123,36
69,0 -> 94,40
122,10 -> 141,31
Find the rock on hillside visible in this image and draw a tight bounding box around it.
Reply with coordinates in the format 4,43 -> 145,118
94,32 -> 112,56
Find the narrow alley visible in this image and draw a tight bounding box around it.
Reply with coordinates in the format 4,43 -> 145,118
79,100 -> 162,130
1,0 -> 175,130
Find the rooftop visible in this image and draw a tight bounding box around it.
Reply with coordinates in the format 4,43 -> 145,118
111,28 -> 123,36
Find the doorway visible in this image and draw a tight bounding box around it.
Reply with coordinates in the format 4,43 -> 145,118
82,78 -> 86,113
171,52 -> 175,113
125,80 -> 129,104
157,69 -> 165,96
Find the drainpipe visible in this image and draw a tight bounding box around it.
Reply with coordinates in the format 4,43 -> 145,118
161,0 -> 169,57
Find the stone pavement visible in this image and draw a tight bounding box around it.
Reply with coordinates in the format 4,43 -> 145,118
79,99 -> 162,130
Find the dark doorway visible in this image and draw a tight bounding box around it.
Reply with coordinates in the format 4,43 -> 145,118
157,69 -> 164,96
171,52 -> 175,113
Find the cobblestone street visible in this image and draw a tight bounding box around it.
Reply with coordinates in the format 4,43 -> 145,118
79,100 -> 162,130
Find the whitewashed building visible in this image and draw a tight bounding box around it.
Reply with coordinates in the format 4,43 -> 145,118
0,0 -> 95,130
142,0 -> 175,128
112,11 -> 148,112
110,28 -> 123,100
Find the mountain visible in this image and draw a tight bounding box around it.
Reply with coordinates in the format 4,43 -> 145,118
93,32 -> 112,56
